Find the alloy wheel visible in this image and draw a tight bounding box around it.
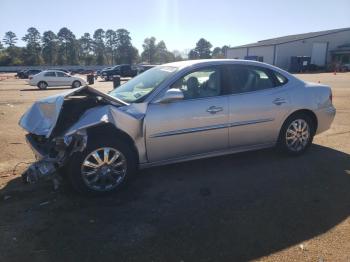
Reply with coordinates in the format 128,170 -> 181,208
285,119 -> 310,152
81,147 -> 127,191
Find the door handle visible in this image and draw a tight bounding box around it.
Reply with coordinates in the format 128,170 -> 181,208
272,98 -> 286,106
207,106 -> 223,114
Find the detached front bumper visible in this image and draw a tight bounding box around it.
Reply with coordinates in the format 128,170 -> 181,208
23,131 -> 87,185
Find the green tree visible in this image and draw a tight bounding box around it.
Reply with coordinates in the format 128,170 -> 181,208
104,30 -> 117,65
42,31 -> 58,65
115,29 -> 138,64
188,49 -> 199,59
191,38 -> 212,59
212,47 -> 224,58
0,46 -> 24,65
2,31 -> 18,47
154,41 -> 175,63
57,27 -> 78,65
172,50 -> 183,61
22,27 -> 42,65
221,45 -> 229,57
141,37 -> 157,64
79,33 -> 94,65
93,29 -> 105,65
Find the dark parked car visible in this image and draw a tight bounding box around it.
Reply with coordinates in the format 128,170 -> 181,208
137,64 -> 156,74
101,64 -> 137,80
70,68 -> 85,75
18,69 -> 42,79
16,70 -> 28,79
49,68 -> 70,74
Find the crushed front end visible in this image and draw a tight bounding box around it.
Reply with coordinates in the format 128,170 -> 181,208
19,86 -> 127,187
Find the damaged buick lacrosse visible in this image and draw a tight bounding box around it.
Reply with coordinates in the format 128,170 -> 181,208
19,59 -> 336,195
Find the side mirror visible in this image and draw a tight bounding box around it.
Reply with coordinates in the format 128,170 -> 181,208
155,89 -> 184,103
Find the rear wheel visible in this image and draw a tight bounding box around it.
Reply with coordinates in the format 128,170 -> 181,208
67,133 -> 137,195
278,113 -> 315,155
37,81 -> 48,90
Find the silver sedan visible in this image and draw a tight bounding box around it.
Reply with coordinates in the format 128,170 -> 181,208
19,59 -> 336,195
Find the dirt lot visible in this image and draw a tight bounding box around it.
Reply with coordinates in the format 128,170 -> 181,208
0,73 -> 349,262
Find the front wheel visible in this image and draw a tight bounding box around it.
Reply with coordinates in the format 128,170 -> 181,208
277,114 -> 315,155
66,134 -> 137,195
72,80 -> 81,88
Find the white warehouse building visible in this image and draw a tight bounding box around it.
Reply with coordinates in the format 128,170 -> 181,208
226,27 -> 350,71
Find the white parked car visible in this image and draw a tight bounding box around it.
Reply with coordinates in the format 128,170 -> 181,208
28,70 -> 86,89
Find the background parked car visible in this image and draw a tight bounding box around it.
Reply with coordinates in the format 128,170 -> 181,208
28,70 -> 86,89
136,64 -> 156,74
49,68 -> 70,74
70,68 -> 85,75
341,63 -> 350,72
17,69 -> 42,79
16,70 -> 27,79
101,64 -> 137,80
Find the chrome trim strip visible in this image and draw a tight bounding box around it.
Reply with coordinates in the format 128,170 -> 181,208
150,118 -> 274,138
150,123 -> 228,138
228,118 -> 274,128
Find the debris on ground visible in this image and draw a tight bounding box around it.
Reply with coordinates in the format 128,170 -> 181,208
299,244 -> 307,251
39,201 -> 50,206
3,195 -> 11,201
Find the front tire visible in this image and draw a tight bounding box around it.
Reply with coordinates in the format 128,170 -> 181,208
277,113 -> 315,155
66,134 -> 137,195
72,80 -> 81,88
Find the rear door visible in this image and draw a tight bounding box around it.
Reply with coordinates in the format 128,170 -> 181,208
222,65 -> 292,147
145,66 -> 229,162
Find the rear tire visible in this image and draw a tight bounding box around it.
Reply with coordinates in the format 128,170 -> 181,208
277,113 -> 315,156
66,132 -> 137,196
37,81 -> 48,90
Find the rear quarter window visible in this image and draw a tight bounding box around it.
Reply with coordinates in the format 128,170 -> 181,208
44,72 -> 56,77
273,71 -> 289,86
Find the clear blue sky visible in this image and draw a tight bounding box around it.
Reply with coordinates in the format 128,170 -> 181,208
1,0 -> 349,53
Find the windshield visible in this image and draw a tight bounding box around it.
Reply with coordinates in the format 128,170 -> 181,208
109,66 -> 178,103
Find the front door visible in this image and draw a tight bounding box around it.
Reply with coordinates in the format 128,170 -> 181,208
145,66 -> 229,162
56,71 -> 72,86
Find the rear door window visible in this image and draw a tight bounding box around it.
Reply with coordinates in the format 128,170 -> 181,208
44,72 -> 56,77
222,65 -> 278,95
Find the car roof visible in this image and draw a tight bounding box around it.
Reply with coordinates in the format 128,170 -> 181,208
42,70 -> 67,73
163,59 -> 274,69
162,59 -> 295,76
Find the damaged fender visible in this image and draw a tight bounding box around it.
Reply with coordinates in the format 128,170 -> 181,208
63,104 -> 147,163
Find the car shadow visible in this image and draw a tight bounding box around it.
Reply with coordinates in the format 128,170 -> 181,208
0,144 -> 349,261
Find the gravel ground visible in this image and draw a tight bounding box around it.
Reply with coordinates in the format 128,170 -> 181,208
0,73 -> 349,262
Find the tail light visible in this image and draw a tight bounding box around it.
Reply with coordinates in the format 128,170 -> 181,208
329,91 -> 333,103
29,76 -> 33,80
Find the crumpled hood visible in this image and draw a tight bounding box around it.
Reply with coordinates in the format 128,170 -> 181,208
19,86 -> 127,138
